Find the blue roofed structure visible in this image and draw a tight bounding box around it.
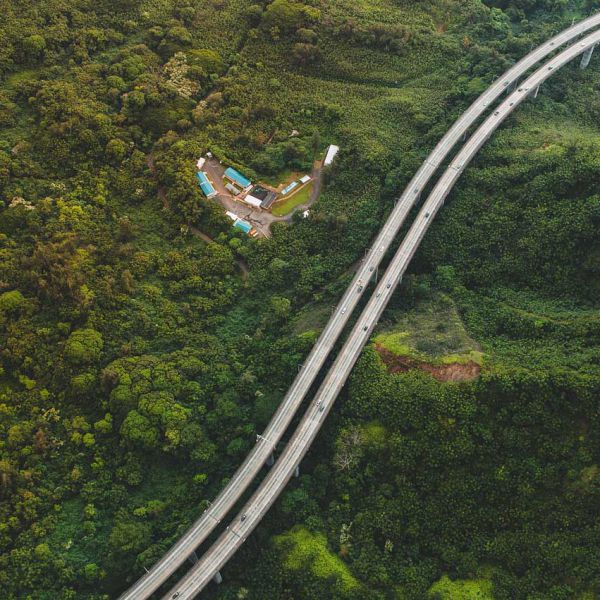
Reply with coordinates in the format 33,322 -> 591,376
197,172 -> 217,198
281,181 -> 299,195
224,167 -> 251,189
233,218 -> 252,234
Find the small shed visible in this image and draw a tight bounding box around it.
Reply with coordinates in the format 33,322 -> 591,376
196,157 -> 206,170
224,167 -> 252,190
281,181 -> 299,195
300,175 -> 311,184
243,195 -> 262,208
324,144 -> 339,167
226,182 -> 242,196
233,218 -> 252,234
196,172 -> 217,198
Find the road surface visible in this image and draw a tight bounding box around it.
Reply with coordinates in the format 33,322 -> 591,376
119,13 -> 600,600
163,24 -> 600,600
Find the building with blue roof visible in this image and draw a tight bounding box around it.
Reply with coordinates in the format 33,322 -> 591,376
233,218 -> 252,234
224,167 -> 252,190
281,181 -> 299,195
197,172 -> 217,198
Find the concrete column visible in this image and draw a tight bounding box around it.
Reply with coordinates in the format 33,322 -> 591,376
213,571 -> 223,585
294,465 -> 300,478
266,452 -> 275,467
461,130 -> 467,142
581,44 -> 595,69
188,551 -> 199,565
533,85 -> 540,99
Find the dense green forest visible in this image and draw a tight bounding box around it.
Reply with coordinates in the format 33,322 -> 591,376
1,0 -> 600,598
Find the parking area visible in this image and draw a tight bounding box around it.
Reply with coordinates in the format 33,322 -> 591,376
203,159 -> 282,237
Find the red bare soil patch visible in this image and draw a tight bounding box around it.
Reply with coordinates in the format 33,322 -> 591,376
375,344 -> 481,382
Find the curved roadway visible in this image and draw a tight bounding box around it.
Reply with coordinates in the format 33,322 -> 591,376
163,25 -> 600,600
119,13 -> 600,600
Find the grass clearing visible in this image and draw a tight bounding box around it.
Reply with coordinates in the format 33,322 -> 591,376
292,301 -> 331,335
275,526 -> 360,593
428,574 -> 493,599
271,181 -> 314,217
376,293 -> 482,364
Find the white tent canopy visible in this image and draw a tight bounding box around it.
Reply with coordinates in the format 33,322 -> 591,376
324,144 -> 339,166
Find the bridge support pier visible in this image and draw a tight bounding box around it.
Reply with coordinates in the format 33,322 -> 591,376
294,465 -> 300,478
188,551 -> 199,565
581,44 -> 596,69
533,85 -> 540,99
266,452 -> 275,467
213,571 -> 223,585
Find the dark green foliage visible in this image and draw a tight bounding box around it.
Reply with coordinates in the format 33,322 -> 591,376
1,0 -> 599,598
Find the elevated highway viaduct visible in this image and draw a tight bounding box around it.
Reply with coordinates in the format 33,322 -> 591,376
163,23 -> 600,600
118,13 -> 600,600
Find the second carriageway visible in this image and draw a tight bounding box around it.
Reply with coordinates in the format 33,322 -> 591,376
119,12 -> 600,600
162,21 -> 600,600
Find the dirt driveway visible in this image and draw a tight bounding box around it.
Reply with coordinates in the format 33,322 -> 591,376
203,159 -> 278,237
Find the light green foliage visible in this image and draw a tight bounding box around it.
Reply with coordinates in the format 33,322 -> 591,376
64,328 -> 104,365
0,290 -> 29,313
373,330 -> 412,356
262,0 -> 321,33
270,295 -> 291,318
428,575 -> 493,599
361,421 -> 387,449
186,49 -> 225,75
275,526 -> 360,593
108,520 -> 152,555
71,372 -> 96,394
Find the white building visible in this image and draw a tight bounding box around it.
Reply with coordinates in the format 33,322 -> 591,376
323,144 -> 339,167
243,195 -> 262,209
300,175 -> 311,184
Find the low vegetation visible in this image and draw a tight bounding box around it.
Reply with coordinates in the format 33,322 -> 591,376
271,181 -> 314,216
